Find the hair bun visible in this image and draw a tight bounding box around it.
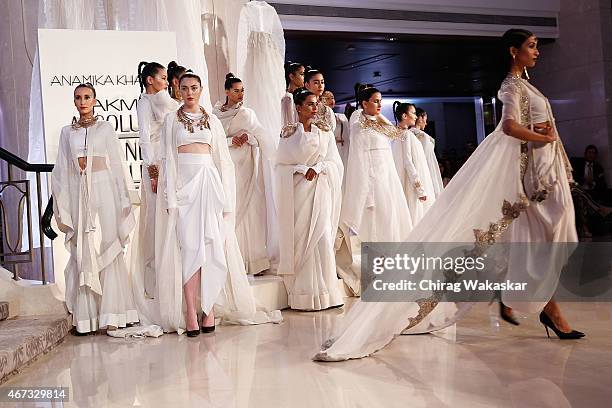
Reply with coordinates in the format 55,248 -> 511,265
226,72 -> 235,80
168,61 -> 178,69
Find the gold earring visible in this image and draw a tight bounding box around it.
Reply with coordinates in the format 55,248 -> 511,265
523,66 -> 530,80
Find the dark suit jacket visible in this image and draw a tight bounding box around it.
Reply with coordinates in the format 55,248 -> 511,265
571,157 -> 607,193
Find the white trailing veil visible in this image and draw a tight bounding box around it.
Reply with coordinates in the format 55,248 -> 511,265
236,0 -> 286,270
314,76 -> 577,361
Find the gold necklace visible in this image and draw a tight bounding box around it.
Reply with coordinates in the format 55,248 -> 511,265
72,115 -> 97,130
220,101 -> 243,112
177,106 -> 210,133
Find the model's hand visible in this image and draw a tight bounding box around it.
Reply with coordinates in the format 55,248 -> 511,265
150,178 -> 158,194
536,126 -> 557,143
305,168 -> 318,181
232,133 -> 249,147
418,195 -> 427,202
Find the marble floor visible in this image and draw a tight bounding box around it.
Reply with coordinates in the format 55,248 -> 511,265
1,301 -> 611,408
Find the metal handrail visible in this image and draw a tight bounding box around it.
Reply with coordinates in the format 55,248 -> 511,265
0,146 -> 54,283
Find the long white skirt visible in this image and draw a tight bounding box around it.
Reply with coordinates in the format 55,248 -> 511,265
176,153 -> 227,316
65,170 -> 138,333
281,174 -> 344,311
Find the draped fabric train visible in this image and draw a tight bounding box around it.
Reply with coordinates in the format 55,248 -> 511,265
314,77 -> 577,361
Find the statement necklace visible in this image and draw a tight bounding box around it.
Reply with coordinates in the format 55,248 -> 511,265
177,106 -> 210,133
72,115 -> 97,130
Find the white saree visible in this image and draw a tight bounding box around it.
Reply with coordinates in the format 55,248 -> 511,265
276,123 -> 344,310
314,76 -> 577,361
51,121 -> 138,333
391,128 -> 436,224
212,102 -> 271,274
154,110 -> 282,333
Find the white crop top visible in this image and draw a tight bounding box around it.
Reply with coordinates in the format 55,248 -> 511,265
69,127 -> 88,158
176,112 -> 213,147
526,86 -> 549,124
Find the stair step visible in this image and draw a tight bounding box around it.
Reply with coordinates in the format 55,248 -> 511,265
0,314 -> 71,384
0,302 -> 8,321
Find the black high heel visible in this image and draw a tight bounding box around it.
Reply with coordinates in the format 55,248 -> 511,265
186,328 -> 200,337
500,302 -> 520,326
201,324 -> 215,334
539,311 -> 585,340
201,314 -> 215,333
186,314 -> 200,337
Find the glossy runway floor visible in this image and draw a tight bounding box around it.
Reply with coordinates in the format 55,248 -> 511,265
2,301 -> 611,407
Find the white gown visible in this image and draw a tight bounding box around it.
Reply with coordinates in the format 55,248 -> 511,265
276,123 -> 344,310
132,91 -> 179,301
237,0 -> 286,271
51,121 -> 138,333
391,128 -> 435,224
335,112 -> 414,295
314,75 -> 577,361
410,127 -> 444,198
212,101 -> 270,274
153,110 -> 282,333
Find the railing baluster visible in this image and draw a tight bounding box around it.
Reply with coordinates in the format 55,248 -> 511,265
36,172 -> 46,285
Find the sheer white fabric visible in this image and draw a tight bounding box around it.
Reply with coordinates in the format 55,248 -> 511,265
154,111 -> 282,333
51,121 -> 138,332
314,77 -> 577,361
410,128 -> 444,198
281,91 -> 298,127
212,102 -> 271,274
276,124 -> 344,310
391,129 -> 435,224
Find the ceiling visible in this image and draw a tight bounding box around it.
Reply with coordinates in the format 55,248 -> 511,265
285,31 -> 553,104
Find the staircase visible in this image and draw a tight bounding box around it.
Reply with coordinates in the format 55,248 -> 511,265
0,301 -> 8,321
0,269 -> 71,385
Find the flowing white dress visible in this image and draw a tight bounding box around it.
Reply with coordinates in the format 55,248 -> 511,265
335,112 -> 414,295
391,128 -> 436,224
237,0 -> 286,271
276,123 -> 344,310
314,75 -> 577,361
410,127 -> 444,198
51,121 -> 138,333
132,91 -> 179,300
212,101 -> 270,274
155,110 -> 282,333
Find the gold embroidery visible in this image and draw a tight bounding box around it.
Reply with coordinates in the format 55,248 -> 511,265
359,113 -> 403,139
403,195 -> 530,331
500,75 -> 530,127
281,124 -> 298,138
473,195 -> 529,250
414,181 -> 422,190
520,142 -> 528,178
313,101 -> 332,132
